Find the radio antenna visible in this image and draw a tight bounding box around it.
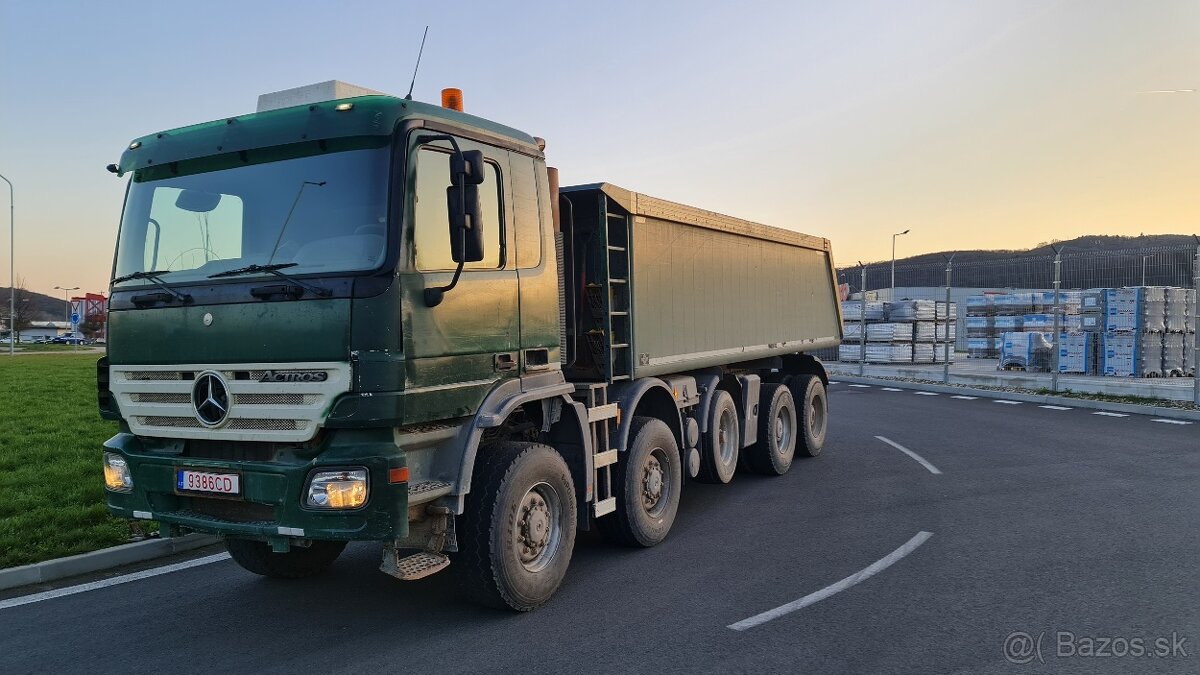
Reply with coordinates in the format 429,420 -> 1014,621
405,26 -> 430,100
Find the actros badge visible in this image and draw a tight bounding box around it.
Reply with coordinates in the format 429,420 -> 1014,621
260,371 -> 328,383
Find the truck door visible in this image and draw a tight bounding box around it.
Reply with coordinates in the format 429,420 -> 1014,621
509,154 -> 561,372
399,134 -> 520,424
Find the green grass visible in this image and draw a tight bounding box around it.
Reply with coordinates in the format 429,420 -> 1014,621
14,343 -> 95,353
0,354 -> 133,568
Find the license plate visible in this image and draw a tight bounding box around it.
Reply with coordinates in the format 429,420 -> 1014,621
177,470 -> 240,495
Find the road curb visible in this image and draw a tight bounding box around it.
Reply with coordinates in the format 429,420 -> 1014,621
0,534 -> 219,592
830,375 -> 1200,422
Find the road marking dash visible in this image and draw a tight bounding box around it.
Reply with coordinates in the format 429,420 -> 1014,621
728,531 -> 933,631
0,553 -> 231,611
1093,411 -> 1129,417
1039,405 -> 1072,411
828,381 -> 840,385
994,400 -> 1022,405
881,387 -> 902,392
847,384 -> 871,388
1151,418 -> 1192,425
874,436 -> 941,475
950,395 -> 977,400
913,391 -> 939,396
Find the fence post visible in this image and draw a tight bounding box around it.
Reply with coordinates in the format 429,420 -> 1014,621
943,256 -> 953,384
1051,247 -> 1062,394
1193,244 -> 1199,406
859,264 -> 867,378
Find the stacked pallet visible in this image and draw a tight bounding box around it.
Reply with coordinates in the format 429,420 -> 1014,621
1098,287 -> 1197,377
999,332 -> 1053,371
981,287 -> 1196,376
966,292 -> 1081,359
838,299 -> 956,364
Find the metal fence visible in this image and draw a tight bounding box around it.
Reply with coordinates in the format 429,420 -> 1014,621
835,243 -> 1200,404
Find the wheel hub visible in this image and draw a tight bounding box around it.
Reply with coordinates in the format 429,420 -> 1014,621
642,456 -> 664,509
518,494 -> 552,564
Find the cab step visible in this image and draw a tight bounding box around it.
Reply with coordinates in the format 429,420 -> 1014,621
380,547 -> 450,581
408,481 -> 453,505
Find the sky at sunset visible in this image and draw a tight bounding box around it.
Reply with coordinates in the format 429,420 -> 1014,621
1,0 -> 1197,299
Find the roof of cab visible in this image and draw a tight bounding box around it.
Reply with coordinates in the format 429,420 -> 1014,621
116,95 -> 540,175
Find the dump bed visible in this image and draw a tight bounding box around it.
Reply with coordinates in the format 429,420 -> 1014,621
560,183 -> 843,382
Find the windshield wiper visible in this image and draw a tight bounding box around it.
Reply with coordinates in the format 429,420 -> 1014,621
209,263 -> 332,298
110,270 -> 192,304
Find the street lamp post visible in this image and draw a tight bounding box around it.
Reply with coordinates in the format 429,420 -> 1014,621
891,229 -> 910,294
0,173 -> 12,356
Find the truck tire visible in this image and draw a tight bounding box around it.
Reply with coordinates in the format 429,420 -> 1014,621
696,389 -> 739,484
457,442 -> 577,611
744,383 -> 798,475
225,538 -> 346,579
597,416 -> 682,547
787,375 -> 827,457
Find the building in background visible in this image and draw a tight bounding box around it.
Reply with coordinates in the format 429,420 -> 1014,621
19,321 -> 72,341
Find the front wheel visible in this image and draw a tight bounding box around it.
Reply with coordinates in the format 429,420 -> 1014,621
225,538 -> 347,579
457,442 -> 578,611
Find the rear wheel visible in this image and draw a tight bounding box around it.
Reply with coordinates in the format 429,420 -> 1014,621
457,442 -> 577,611
696,389 -> 740,484
225,538 -> 346,579
787,375 -> 828,457
744,383 -> 798,475
598,416 -> 682,547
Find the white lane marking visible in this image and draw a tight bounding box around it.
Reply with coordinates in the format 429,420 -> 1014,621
0,553 -> 230,611
828,381 -> 841,385
913,391 -> 939,396
1151,419 -> 1192,425
950,395 -> 977,400
881,387 -> 902,392
1093,411 -> 1129,418
874,436 -> 942,475
847,384 -> 871,388
1040,405 -> 1072,411
994,400 -> 1022,405
728,531 -> 934,631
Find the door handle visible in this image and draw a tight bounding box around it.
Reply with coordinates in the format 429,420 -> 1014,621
494,353 -> 517,372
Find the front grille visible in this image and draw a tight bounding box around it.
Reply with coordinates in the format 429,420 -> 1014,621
232,393 -> 315,406
131,393 -> 191,404
139,416 -> 201,428
137,416 -> 304,432
184,498 -> 277,524
125,371 -> 188,381
110,362 -> 349,442
183,440 -> 279,462
229,418 -> 302,431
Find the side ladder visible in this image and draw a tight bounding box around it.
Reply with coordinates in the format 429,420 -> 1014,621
575,383 -> 619,518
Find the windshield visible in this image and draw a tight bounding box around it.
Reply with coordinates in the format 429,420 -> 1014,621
113,147 -> 390,285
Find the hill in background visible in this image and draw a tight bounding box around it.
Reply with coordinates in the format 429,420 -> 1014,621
0,288 -> 68,322
843,234 -> 1197,291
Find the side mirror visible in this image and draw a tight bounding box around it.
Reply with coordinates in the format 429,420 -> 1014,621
447,183 -> 485,262
452,150 -> 486,185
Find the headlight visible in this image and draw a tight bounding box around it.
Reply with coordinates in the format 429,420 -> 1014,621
103,452 -> 133,492
306,469 -> 368,509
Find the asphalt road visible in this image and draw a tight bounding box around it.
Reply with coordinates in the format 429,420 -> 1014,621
2,383 -> 1197,674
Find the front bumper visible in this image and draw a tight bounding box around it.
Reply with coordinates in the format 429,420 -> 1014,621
103,431 -> 408,541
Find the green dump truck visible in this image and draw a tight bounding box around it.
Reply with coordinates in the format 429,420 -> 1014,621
99,81 -> 843,610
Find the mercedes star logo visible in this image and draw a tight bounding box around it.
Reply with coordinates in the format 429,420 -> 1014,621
192,371 -> 230,427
